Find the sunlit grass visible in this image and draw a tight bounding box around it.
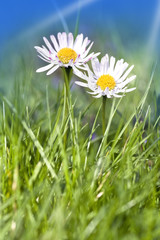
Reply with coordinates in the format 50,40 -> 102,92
0,51 -> 160,240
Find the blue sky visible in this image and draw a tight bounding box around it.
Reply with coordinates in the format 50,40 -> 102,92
0,0 -> 159,54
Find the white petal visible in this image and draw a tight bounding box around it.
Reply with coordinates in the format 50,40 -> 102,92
35,46 -> 50,58
83,52 -> 94,62
34,46 -> 44,52
36,63 -> 54,73
75,81 -> 88,87
43,37 -> 56,54
124,87 -> 136,92
113,94 -> 123,98
46,65 -> 59,75
42,45 -> 51,54
61,32 -> 67,47
73,66 -> 88,81
87,65 -> 95,80
68,59 -> 74,66
74,34 -> 83,52
36,48 -> 50,59
104,88 -> 111,98
74,64 -> 88,70
93,93 -> 102,98
50,35 -> 59,52
92,52 -> 101,58
81,37 -> 89,53
82,42 -> 93,58
91,58 -> 100,76
114,62 -> 129,79
68,33 -> 74,48
38,55 -> 50,63
100,54 -> 109,74
82,52 -> 101,64
119,75 -> 136,88
88,81 -> 97,90
87,90 -> 100,95
118,65 -> 134,82
114,59 -> 124,72
57,33 -> 64,48
107,56 -> 115,75
110,56 -> 116,72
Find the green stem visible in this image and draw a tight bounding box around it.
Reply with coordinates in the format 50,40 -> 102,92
62,67 -> 73,147
102,96 -> 106,135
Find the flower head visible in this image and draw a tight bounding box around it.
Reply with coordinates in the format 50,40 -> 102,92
34,32 -> 100,75
74,54 -> 136,98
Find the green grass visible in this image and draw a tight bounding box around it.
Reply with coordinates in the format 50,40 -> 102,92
0,56 -> 160,240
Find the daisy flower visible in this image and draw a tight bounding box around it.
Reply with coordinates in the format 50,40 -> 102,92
74,54 -> 136,98
34,32 -> 100,75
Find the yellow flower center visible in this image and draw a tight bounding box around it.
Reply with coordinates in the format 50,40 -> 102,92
96,74 -> 116,91
57,48 -> 77,64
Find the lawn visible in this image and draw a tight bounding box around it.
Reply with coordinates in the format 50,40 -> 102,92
0,30 -> 160,240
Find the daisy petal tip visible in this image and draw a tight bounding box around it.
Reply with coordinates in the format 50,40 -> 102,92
130,75 -> 136,81
34,46 -> 39,50
130,65 -> 135,70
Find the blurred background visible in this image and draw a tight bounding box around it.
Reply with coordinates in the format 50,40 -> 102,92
0,0 -> 160,99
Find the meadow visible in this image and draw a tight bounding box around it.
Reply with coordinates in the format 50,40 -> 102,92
0,21 -> 160,240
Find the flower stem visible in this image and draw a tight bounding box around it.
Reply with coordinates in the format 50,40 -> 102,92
62,67 -> 73,148
62,67 -> 72,96
102,96 -> 106,135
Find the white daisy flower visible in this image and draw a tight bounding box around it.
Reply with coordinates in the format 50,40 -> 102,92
74,54 -> 136,98
34,32 -> 100,75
